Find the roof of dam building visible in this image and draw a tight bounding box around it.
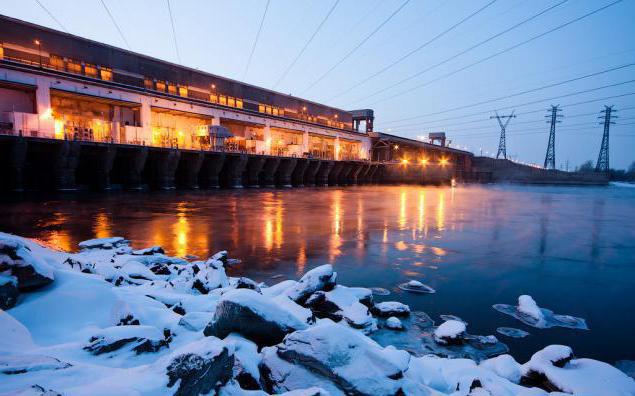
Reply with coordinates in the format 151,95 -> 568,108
0,14 -> 361,131
369,131 -> 473,156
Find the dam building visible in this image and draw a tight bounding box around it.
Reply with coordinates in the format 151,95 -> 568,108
0,15 -> 474,191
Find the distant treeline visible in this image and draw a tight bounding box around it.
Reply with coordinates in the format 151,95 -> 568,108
576,160 -> 635,181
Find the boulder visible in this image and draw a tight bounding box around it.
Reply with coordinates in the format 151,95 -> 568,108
78,237 -> 129,251
204,289 -> 311,347
276,321 -> 410,396
0,275 -> 19,309
165,337 -> 234,396
285,264 -> 337,304
10,385 -> 62,396
235,277 -> 262,292
0,237 -> 54,291
132,246 -> 165,255
84,325 -> 169,355
192,260 -> 229,294
384,317 -> 404,331
433,320 -> 467,345
371,301 -> 411,317
305,285 -> 376,331
0,354 -> 71,375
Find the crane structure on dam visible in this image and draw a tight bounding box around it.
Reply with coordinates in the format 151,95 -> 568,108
595,105 -> 615,173
491,111 -> 516,160
543,105 -> 562,170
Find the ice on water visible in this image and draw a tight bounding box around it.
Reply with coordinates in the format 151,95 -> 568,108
493,294 -> 588,330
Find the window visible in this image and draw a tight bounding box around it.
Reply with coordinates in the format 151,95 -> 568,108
272,108 -> 279,116
210,93 -> 218,103
144,78 -> 154,90
67,59 -> 82,74
156,80 -> 166,92
258,104 -> 265,113
178,86 -> 188,97
228,97 -> 235,107
167,83 -> 177,95
265,106 -> 272,114
219,95 -> 227,106
100,67 -> 113,81
50,55 -> 64,70
0,45 -> 3,59
84,63 -> 98,78
236,99 -> 243,109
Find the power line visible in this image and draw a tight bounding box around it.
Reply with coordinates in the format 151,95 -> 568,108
324,0 -> 497,102
381,62 -> 635,125
353,0 -> 623,107
166,0 -> 181,63
272,0 -> 340,90
299,0 -> 410,95
34,0 -> 68,33
243,0 -> 271,80
99,0 -> 131,50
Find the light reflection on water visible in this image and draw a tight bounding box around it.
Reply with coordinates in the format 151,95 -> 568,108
1,185 -> 635,363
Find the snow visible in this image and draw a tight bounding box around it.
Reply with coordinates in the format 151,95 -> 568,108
0,232 -> 633,395
434,320 -> 466,342
497,327 -> 530,338
398,280 -> 436,294
372,301 -> 410,316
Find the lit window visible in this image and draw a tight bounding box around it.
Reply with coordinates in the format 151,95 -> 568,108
144,78 -> 153,90
84,63 -> 98,78
156,80 -> 166,92
50,55 -> 64,70
236,99 -> 243,108
178,86 -> 188,97
210,93 -> 218,103
168,84 -> 177,95
219,95 -> 227,106
228,97 -> 235,107
0,45 -> 3,60
265,106 -> 272,114
278,108 -> 284,116
100,67 -> 113,81
272,108 -> 279,116
258,104 -> 265,113
67,59 -> 81,74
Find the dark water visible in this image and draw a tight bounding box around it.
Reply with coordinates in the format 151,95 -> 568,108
1,184 -> 634,363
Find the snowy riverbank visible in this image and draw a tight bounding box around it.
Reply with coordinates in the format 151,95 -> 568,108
1,232 -> 634,395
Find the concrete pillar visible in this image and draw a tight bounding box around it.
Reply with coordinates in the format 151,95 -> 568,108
5,137 -> 28,191
334,136 -> 340,161
150,149 -> 181,190
261,157 -> 280,187
246,156 -> 266,187
178,152 -> 204,189
35,78 -> 54,138
328,161 -> 344,186
303,159 -> 321,186
358,164 -> 371,184
140,100 -> 152,145
201,152 -> 225,188
338,162 -> 353,185
302,131 -> 309,156
225,153 -> 248,188
291,158 -> 309,186
94,146 -> 117,190
263,124 -> 272,155
366,164 -> 378,184
112,106 -> 121,143
54,140 -> 81,191
126,146 -> 149,190
316,160 -> 334,186
276,158 -> 297,187
349,162 -> 364,185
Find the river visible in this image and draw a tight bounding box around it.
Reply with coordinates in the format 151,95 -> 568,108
1,184 -> 634,364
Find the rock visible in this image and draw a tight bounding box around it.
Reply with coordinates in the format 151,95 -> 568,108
434,320 -> 466,345
132,246 -> 165,255
179,312 -> 213,332
276,321 -> 410,396
83,325 -> 169,355
0,237 -> 54,291
235,276 -> 262,292
117,313 -> 140,326
78,236 -> 129,250
204,289 -> 311,347
192,260 -> 229,294
0,354 -> 71,375
285,264 -> 337,304
10,385 -> 62,396
480,354 -> 522,383
305,285 -> 376,331
165,337 -> 234,396
0,275 -> 19,309
225,334 -> 262,391
385,317 -> 404,331
371,301 -> 411,317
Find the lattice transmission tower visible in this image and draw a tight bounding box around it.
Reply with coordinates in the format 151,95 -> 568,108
490,111 -> 516,159
595,105 -> 615,173
543,105 -> 562,169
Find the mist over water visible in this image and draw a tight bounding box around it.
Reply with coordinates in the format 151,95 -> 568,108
1,184 -> 634,363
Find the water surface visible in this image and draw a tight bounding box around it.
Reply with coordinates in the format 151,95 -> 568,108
1,184 -> 634,363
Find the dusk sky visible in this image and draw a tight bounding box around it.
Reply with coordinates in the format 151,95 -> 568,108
2,0 -> 633,168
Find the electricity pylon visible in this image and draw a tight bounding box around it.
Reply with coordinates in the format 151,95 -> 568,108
595,105 -> 615,173
490,110 -> 516,159
543,105 -> 562,169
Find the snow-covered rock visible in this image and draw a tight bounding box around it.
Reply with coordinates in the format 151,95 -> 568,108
0,354 -> 71,375
131,246 -> 165,255
517,295 -> 544,322
285,264 -> 337,303
204,289 -> 312,346
480,354 -> 522,383
434,320 -> 467,345
305,285 -> 376,331
371,301 -> 411,317
521,345 -> 635,395
0,237 -> 54,291
385,316 -> 404,330
276,320 -> 410,395
234,276 -> 262,292
78,236 -> 129,251
225,333 -> 262,390
83,325 -> 170,355
493,295 -> 588,330
0,274 -> 19,309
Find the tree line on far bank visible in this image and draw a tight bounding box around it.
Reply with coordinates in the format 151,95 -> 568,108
576,160 -> 635,181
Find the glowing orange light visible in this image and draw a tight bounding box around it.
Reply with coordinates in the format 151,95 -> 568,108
394,145 -> 399,150
401,159 -> 409,165
420,158 -> 428,165
34,39 -> 40,45
439,157 -> 449,166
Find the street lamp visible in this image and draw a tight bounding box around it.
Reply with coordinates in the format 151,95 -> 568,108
34,39 -> 41,67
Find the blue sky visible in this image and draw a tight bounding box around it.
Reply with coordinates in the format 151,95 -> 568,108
2,0 -> 634,169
